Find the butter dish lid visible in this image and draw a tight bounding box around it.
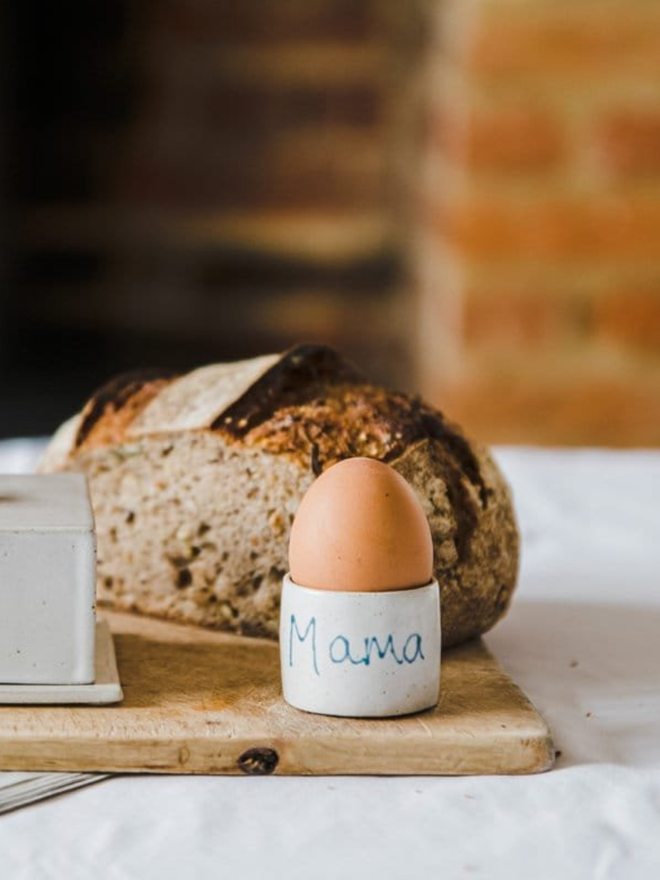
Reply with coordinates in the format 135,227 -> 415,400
0,474 -> 94,531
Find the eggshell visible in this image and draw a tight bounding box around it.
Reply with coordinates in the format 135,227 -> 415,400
289,457 -> 433,592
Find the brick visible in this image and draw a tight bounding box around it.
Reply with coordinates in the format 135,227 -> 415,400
592,287 -> 660,350
425,366 -> 660,447
206,83 -> 384,133
155,0 -> 379,45
461,7 -> 660,80
119,133 -> 387,210
149,43 -> 390,93
437,105 -> 565,172
596,111 -> 660,177
461,285 -> 577,349
437,196 -> 660,261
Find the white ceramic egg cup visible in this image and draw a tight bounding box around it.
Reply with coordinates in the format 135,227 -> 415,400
280,574 -> 441,718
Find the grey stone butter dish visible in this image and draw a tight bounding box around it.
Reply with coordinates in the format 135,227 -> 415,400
0,474 -> 122,704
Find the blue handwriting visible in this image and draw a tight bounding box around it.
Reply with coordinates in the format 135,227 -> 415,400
288,614 -> 424,675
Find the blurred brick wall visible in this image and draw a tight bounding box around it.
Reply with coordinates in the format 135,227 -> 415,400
8,0 -> 660,444
415,0 -> 660,446
9,0 -> 425,407
107,0 -> 423,383
118,0 -> 405,212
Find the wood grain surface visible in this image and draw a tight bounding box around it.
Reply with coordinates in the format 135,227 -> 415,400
0,612 -> 555,776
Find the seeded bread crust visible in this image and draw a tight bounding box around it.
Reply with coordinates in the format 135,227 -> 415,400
39,344 -> 519,647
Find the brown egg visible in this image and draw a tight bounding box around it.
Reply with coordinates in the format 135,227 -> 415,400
289,457 -> 433,592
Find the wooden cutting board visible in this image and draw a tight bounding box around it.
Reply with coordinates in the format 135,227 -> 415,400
0,612 -> 554,776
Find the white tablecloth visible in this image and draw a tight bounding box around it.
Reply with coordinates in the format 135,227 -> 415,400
0,441 -> 658,880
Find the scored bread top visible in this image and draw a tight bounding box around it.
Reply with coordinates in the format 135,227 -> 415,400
54,344 -> 484,487
43,345 -> 361,467
129,355 -> 280,436
41,344 -> 493,568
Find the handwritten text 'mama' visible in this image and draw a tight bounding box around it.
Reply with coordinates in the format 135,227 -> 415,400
288,614 -> 425,677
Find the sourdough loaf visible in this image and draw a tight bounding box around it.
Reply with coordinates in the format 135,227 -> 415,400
39,344 -> 519,647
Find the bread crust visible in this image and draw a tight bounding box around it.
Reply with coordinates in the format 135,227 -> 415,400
40,344 -> 519,647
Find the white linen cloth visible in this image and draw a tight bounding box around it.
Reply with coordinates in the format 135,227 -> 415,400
0,441 -> 658,879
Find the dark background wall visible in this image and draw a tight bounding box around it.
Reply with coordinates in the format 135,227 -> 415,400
0,1 -> 418,438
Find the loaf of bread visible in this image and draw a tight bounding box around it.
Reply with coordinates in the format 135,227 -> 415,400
40,344 -> 519,648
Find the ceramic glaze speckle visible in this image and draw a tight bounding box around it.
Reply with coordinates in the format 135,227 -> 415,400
0,474 -> 96,685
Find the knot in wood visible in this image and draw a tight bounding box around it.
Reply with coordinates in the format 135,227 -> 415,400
237,747 -> 279,775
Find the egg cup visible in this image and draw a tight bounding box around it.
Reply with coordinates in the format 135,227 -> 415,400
279,574 -> 441,718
